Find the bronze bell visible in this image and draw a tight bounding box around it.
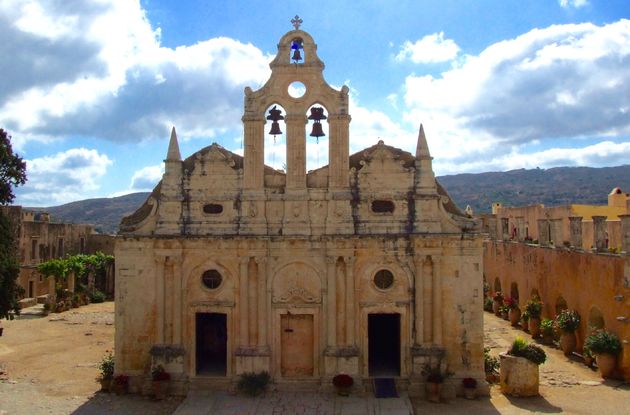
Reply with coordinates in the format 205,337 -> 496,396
269,121 -> 282,136
310,121 -> 324,138
292,49 -> 302,62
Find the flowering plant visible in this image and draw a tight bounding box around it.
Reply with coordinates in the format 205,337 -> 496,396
151,365 -> 171,382
332,374 -> 353,388
462,377 -> 477,389
504,296 -> 518,310
97,350 -> 114,381
113,374 -> 129,386
525,299 -> 543,319
493,291 -> 503,302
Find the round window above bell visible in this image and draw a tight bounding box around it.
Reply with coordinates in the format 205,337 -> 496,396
373,269 -> 394,290
202,270 -> 223,290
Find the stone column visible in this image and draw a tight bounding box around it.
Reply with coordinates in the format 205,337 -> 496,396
432,256 -> 443,345
620,215 -> 630,254
173,260 -> 182,345
537,219 -> 550,246
257,257 -> 268,347
423,256 -> 433,343
487,216 -> 498,240
335,259 -> 346,344
345,257 -> 356,346
592,216 -> 607,252
328,114 -> 351,189
501,218 -> 509,240
155,256 -> 166,344
285,114 -> 307,189
242,115 -> 265,189
67,271 -> 75,292
569,217 -> 583,249
413,257 -> 424,344
247,258 -> 258,345
326,257 -> 336,347
239,258 -> 250,346
550,219 -> 563,246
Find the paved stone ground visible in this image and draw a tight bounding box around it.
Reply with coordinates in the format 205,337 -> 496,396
173,390 -> 412,415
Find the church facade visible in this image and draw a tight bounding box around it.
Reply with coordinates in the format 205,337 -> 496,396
115,23 -> 485,397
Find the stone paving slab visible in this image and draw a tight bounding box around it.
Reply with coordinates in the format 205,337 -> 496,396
173,390 -> 412,415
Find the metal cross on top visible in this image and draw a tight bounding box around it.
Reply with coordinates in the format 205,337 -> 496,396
291,15 -> 303,30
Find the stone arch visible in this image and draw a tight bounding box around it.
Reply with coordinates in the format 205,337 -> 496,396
587,306 -> 605,334
185,258 -> 236,303
510,282 -> 519,302
355,258 -> 411,303
555,296 -> 568,315
305,102 -> 329,170
263,103 -> 288,171
494,277 -> 502,293
271,260 -> 322,304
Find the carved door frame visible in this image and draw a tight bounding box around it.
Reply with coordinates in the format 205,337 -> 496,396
271,305 -> 320,379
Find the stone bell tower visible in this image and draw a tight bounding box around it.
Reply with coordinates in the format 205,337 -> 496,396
242,18 -> 351,191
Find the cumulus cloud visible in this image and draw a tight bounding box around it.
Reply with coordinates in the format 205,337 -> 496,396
130,164 -> 163,191
0,0 -> 270,143
396,32 -> 460,64
402,19 -> 630,174
18,148 -> 112,205
559,0 -> 589,9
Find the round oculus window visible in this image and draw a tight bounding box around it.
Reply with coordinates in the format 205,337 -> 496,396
202,270 -> 223,289
374,269 -> 394,290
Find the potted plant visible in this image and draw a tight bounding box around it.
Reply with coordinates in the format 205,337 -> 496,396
493,292 -> 504,315
525,299 -> 543,337
96,350 -> 114,392
422,363 -> 451,403
332,373 -> 354,396
540,318 -> 555,345
499,305 -> 509,320
112,374 -> 129,395
151,365 -> 171,400
42,302 -> 51,316
584,330 -> 622,378
555,309 -> 581,355
462,377 -> 477,400
237,371 -> 270,396
501,337 -> 546,397
484,297 -> 494,312
484,347 -> 500,383
583,345 -> 594,368
521,310 -> 530,332
504,296 -> 521,326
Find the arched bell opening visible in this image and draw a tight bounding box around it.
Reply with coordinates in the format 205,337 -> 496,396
264,103 -> 287,172
305,103 -> 329,171
289,37 -> 305,64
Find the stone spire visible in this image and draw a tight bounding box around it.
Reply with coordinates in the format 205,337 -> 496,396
415,124 -> 431,159
166,126 -> 181,161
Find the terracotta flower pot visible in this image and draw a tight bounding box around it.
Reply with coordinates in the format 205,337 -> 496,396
99,378 -> 112,392
152,380 -> 169,400
560,332 -> 577,356
426,381 -> 442,403
595,353 -> 617,378
464,387 -> 476,400
529,318 -> 541,338
521,320 -> 529,332
509,308 -> 521,326
493,301 -> 502,315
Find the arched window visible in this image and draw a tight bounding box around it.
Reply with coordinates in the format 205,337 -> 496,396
264,104 -> 287,172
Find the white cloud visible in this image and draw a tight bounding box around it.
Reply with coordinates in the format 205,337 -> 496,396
402,19 -> 630,174
0,0 -> 270,143
17,148 -> 112,205
130,164 -> 163,191
396,32 -> 460,64
559,0 -> 589,9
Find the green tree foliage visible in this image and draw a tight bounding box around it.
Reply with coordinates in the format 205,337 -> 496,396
0,211 -> 23,319
38,253 -> 114,297
0,129 -> 27,205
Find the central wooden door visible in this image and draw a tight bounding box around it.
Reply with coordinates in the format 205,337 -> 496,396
280,313 -> 314,377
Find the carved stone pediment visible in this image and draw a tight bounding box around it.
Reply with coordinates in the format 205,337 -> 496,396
273,285 -> 321,304
272,261 -> 322,304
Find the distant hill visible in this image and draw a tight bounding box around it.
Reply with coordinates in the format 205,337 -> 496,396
439,165 -> 630,215
34,165 -> 630,234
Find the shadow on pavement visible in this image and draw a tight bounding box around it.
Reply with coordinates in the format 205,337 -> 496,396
70,391 -> 182,415
504,394 -> 562,413
413,396 -> 502,414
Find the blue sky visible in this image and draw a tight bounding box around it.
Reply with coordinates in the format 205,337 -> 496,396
2,0 -> 629,206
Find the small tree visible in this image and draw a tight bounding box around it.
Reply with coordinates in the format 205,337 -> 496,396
0,129 -> 27,319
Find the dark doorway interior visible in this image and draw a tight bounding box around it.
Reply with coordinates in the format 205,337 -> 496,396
196,312 -> 227,375
368,313 -> 400,376
28,281 -> 34,298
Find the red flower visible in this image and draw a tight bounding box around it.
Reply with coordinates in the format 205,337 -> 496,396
332,374 -> 353,388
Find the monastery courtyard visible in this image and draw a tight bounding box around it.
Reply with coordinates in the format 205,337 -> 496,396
0,301 -> 627,414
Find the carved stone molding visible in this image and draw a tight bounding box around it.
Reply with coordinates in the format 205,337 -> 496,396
189,300 -> 235,308
272,285 -> 321,304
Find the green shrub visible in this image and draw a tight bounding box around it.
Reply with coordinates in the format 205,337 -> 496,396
540,318 -> 555,337
555,309 -> 581,332
89,290 -> 106,303
525,299 -> 543,319
508,337 -> 546,365
97,350 -> 115,381
237,371 -> 270,396
484,297 -> 494,311
584,331 -> 622,355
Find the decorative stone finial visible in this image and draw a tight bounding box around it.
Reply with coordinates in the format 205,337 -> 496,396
166,126 -> 181,161
291,15 -> 303,30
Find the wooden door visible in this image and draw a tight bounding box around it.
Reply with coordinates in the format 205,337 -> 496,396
280,314 -> 314,377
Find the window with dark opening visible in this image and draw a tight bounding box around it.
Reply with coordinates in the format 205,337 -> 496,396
203,204 -> 223,214
371,200 -> 395,213
374,269 -> 394,290
202,270 -> 223,290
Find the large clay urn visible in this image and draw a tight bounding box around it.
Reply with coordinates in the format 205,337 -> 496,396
595,354 -> 617,378
500,353 -> 539,397
529,318 -> 541,338
493,300 -> 502,315
560,332 -> 577,356
509,308 -> 522,327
